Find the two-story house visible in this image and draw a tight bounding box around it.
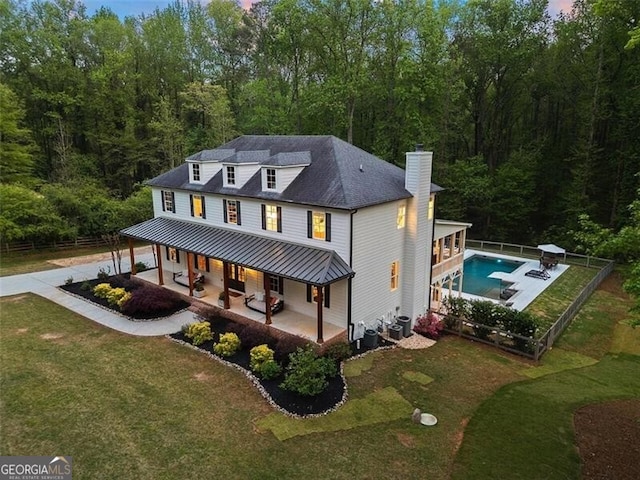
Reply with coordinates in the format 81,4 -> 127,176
121,135 -> 467,343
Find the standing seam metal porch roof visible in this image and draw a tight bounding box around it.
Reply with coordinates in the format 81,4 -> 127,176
121,217 -> 354,286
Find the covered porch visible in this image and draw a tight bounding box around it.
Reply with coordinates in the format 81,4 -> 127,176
135,268 -> 346,342
121,217 -> 354,343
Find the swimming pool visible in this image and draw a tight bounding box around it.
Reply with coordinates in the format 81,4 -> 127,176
455,255 -> 525,299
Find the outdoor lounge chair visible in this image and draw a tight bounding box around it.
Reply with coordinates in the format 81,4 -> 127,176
525,269 -> 550,280
244,293 -> 284,315
500,288 -> 518,300
173,271 -> 204,287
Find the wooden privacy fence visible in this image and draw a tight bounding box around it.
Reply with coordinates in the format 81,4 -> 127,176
443,241 -> 615,361
2,236 -> 106,253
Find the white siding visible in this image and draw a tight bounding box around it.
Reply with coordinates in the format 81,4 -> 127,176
260,166 -> 305,193
237,164 -> 260,187
351,202 -> 406,339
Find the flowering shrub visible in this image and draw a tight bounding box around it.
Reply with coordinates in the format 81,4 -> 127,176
413,312 -> 445,339
185,321 -> 213,346
250,344 -> 275,372
120,286 -> 186,317
93,283 -> 113,299
214,332 -> 241,357
105,287 -> 128,307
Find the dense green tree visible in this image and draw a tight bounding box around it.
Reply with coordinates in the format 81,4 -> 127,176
0,83 -> 36,183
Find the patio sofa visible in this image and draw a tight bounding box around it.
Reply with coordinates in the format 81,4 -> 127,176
172,271 -> 204,287
244,293 -> 284,315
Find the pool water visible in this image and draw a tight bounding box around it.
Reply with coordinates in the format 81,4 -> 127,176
454,255 -> 524,299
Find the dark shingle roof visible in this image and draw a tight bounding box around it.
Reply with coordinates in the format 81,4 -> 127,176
121,217 -> 353,286
148,135 -> 440,210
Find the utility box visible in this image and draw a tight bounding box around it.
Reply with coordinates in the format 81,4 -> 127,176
397,316 -> 411,337
389,324 -> 403,340
363,329 -> 378,348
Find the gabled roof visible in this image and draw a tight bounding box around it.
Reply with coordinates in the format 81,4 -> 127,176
148,135 -> 442,210
121,217 -> 354,286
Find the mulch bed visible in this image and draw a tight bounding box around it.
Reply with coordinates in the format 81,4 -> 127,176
62,275 -> 394,416
170,328 -> 346,417
60,275 -> 190,320
574,398 -> 640,480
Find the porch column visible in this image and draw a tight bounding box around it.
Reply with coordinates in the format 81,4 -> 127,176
128,238 -> 136,275
222,261 -> 230,309
316,286 -> 324,344
156,244 -> 164,285
187,252 -> 194,297
263,273 -> 272,325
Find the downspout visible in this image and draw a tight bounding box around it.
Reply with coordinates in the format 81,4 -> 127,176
347,209 -> 357,341
427,196 -> 437,313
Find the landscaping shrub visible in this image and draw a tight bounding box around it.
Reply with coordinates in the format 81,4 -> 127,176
93,283 -> 113,299
109,275 -> 143,291
134,261 -> 149,272
413,312 -> 445,339
324,342 -> 353,362
214,332 -> 241,357
65,276 -> 73,285
280,346 -> 338,397
250,344 -> 275,372
120,285 -> 186,317
442,296 -> 469,329
96,267 -> 110,281
185,321 -> 213,346
225,321 -> 246,337
237,322 -> 274,349
105,287 -> 128,307
470,300 -> 498,340
257,359 -> 282,380
274,335 -> 311,364
501,311 -> 539,352
80,280 -> 92,291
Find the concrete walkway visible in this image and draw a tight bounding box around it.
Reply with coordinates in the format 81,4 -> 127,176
0,249 -> 194,336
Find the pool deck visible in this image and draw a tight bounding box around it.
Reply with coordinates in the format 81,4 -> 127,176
450,249 -> 570,311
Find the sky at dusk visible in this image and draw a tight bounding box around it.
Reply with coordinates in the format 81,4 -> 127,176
82,0 -> 575,19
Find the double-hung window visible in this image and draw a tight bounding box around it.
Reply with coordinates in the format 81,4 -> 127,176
223,199 -> 241,225
307,211 -> 331,242
162,191 -> 175,213
192,163 -> 201,182
390,261 -> 399,290
226,166 -> 236,186
266,168 -> 276,190
190,194 -> 206,218
262,204 -> 282,232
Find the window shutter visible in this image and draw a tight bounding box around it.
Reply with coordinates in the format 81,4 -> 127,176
279,277 -> 284,295
175,249 -> 180,263
236,201 -> 242,225
306,284 -> 312,303
324,285 -> 331,308
307,211 -> 312,238
261,204 -> 266,230
326,213 -> 331,242
193,253 -> 198,269
223,199 -> 228,223
190,195 -> 194,217
277,206 -> 282,232
161,191 -> 166,211
165,246 -> 170,260
201,197 -> 206,219
170,192 -> 175,213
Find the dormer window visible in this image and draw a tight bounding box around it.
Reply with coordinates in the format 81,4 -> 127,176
266,168 -> 276,189
192,163 -> 201,182
226,166 -> 236,186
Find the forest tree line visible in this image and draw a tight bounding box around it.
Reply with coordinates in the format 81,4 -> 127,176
1,0 -> 639,250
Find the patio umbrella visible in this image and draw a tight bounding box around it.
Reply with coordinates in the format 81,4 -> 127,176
537,244 -> 566,255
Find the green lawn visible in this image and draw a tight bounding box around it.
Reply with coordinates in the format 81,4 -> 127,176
525,265 -> 598,331
0,246 -> 112,277
0,293 -> 526,480
451,271 -> 640,480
